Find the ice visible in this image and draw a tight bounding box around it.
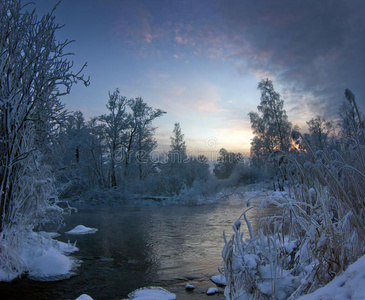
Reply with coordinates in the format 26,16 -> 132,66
75,295 -> 94,300
206,287 -> 219,295
65,225 -> 98,235
127,287 -> 176,300
210,274 -> 227,286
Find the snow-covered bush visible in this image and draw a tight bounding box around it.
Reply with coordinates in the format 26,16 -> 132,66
222,90 -> 365,299
222,197 -> 304,300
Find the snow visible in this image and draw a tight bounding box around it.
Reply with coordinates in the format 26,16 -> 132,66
65,225 -> 98,235
27,247 -> 73,280
126,287 -> 176,300
210,274 -> 227,286
284,240 -> 298,255
206,287 -> 219,295
37,231 -> 60,238
297,255 -> 365,300
75,295 -> 94,300
0,228 -> 79,282
243,254 -> 258,269
234,219 -> 241,230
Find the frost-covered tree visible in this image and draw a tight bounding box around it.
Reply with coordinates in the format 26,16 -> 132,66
124,97 -> 165,179
157,123 -> 188,195
304,116 -> 334,151
339,90 -> 365,145
169,122 -> 186,163
52,111 -> 99,198
249,79 -> 292,165
97,89 -> 128,187
97,92 -> 165,186
213,148 -> 242,179
86,117 -> 109,188
0,0 -> 88,232
185,155 -> 210,186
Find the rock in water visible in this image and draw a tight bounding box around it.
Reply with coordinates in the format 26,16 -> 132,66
206,287 -> 219,295
185,283 -> 195,290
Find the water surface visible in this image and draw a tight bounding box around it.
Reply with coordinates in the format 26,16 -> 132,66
1,195 -> 276,300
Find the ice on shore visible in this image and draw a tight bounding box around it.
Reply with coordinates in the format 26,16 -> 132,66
65,225 -> 98,235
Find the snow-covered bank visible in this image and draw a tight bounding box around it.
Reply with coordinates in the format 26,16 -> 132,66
297,255 -> 365,300
0,227 -> 79,282
64,182 -> 274,208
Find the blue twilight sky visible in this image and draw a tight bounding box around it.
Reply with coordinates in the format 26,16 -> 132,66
25,0 -> 365,156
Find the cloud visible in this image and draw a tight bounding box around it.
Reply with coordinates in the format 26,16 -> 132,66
105,0 -> 365,134
111,0 -> 365,120
173,53 -> 185,60
109,0 -> 233,60
217,0 -> 365,119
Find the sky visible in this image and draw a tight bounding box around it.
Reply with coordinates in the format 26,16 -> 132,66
26,0 -> 365,156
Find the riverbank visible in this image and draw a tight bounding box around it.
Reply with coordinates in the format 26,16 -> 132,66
61,182 -> 273,209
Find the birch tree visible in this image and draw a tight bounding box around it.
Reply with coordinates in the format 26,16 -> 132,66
249,79 -> 291,164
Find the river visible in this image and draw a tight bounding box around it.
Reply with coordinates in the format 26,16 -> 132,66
1,193 -> 276,300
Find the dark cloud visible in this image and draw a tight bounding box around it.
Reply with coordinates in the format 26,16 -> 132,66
217,0 -> 365,119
